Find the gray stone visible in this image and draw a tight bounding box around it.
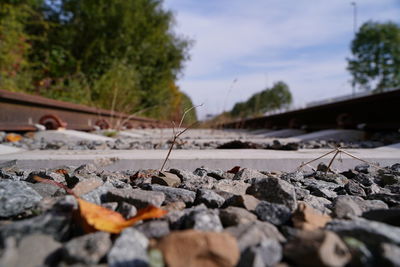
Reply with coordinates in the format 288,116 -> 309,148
314,172 -> 348,185
294,187 -> 310,200
368,193 -> 400,207
134,220 -> 170,239
355,164 -> 371,174
381,243 -> 400,267
116,202 -> 137,218
194,167 -> 233,180
108,228 -> 149,267
379,171 -> 400,186
213,179 -> 249,195
63,232 -> 111,264
144,184 -> 195,206
195,189 -> 225,208
107,187 -> 165,209
311,187 -> 338,200
219,206 -> 257,227
237,239 -> 282,267
0,180 -> 42,217
225,221 -> 286,251
184,208 -> 223,232
0,234 -> 61,267
353,173 -> 374,186
281,171 -> 304,183
0,211 -> 72,243
302,178 -> 342,191
74,163 -> 98,175
72,177 -> 104,196
224,194 -> 260,211
29,182 -> 65,198
327,217 -> 400,246
365,184 -> 382,195
151,171 -> 181,187
254,201 -> 292,226
233,168 -> 268,180
170,169 -> 216,191
246,177 -> 297,211
81,182 -> 115,205
303,195 -> 332,215
345,180 -> 366,197
333,196 -> 363,219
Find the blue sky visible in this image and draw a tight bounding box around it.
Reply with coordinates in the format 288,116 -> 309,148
163,0 -> 400,119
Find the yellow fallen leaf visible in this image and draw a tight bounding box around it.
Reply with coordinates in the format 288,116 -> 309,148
33,175 -> 168,234
5,133 -> 22,142
77,198 -> 167,234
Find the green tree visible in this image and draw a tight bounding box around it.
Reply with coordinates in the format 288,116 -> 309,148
347,21 -> 400,92
39,0 -> 191,118
230,81 -> 292,118
0,0 -> 194,121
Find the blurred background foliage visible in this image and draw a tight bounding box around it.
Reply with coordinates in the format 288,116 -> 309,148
0,0 -> 197,123
230,81 -> 292,118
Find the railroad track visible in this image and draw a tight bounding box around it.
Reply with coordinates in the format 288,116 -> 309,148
0,89 -> 168,131
221,88 -> 400,131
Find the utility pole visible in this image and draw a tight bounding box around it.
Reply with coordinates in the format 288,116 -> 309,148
351,2 -> 357,97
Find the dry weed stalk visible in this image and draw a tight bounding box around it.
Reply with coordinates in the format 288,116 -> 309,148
160,104 -> 202,172
297,147 -> 382,173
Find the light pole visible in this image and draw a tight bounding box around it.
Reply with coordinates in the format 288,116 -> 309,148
351,2 -> 357,97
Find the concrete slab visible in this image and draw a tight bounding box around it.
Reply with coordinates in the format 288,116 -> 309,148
0,144 -> 25,155
34,130 -> 114,143
0,148 -> 398,172
376,142 -> 400,150
261,129 -> 305,138
292,129 -> 365,142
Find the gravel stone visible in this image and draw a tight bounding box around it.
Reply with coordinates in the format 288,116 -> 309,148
233,168 -> 268,180
63,232 -> 111,264
195,188 -> 225,208
246,177 -> 297,211
0,234 -> 61,267
134,220 -> 170,239
327,217 -> 400,246
237,239 -> 282,267
106,187 -> 165,209
143,184 -> 195,205
108,228 -> 149,267
183,207 -> 223,232
314,172 -> 349,185
254,201 -> 292,226
224,194 -> 260,211
225,221 -> 286,251
213,179 -> 250,195
0,180 -> 42,217
219,206 -> 257,227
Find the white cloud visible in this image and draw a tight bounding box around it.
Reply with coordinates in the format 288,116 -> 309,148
164,0 -> 400,119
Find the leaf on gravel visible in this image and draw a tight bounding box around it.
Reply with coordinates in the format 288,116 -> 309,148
77,199 -> 167,234
5,133 -> 22,142
34,176 -> 168,234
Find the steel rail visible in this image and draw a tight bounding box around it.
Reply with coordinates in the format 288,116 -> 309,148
0,89 -> 168,131
221,88 -> 400,131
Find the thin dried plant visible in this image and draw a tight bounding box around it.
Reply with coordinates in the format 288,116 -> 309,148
297,147 -> 383,173
160,104 -> 203,172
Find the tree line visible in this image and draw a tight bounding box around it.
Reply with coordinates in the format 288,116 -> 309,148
0,0 -> 197,123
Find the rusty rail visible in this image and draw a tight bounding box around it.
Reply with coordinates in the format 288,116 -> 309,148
221,89 -> 400,131
0,89 -> 168,131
